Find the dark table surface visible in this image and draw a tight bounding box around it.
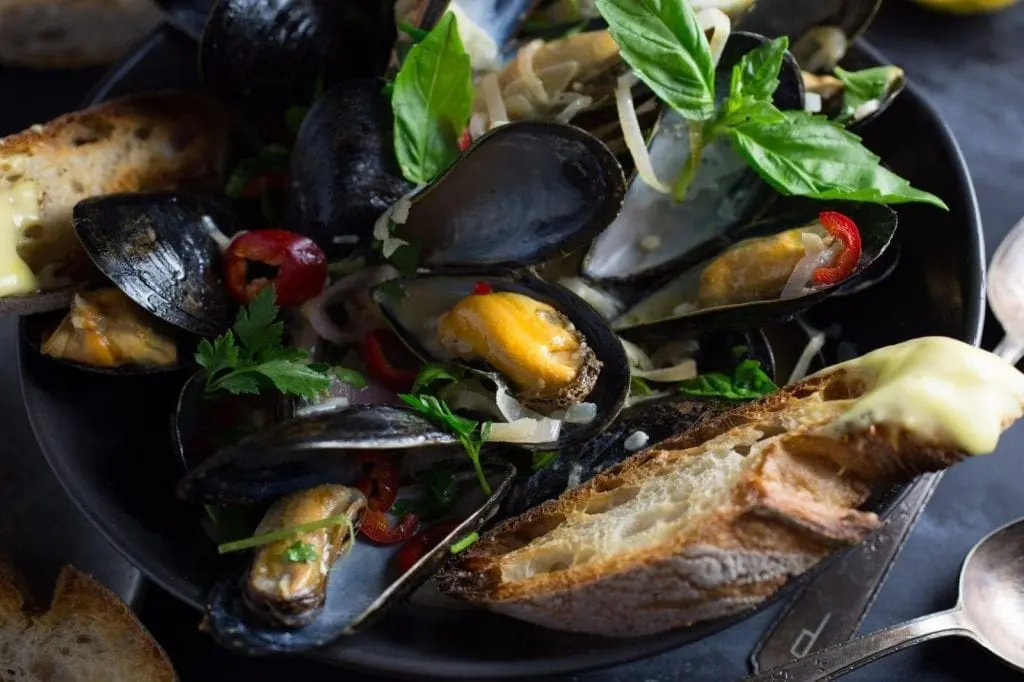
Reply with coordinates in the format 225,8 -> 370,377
3,1 -> 1024,680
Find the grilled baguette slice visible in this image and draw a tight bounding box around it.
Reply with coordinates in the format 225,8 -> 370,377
0,0 -> 163,69
0,91 -> 229,292
438,337 -> 1024,637
0,560 -> 177,681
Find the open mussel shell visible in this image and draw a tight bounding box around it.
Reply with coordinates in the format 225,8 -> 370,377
204,457 -> 516,655
396,121 -> 626,271
177,405 -> 465,505
613,202 -> 898,340
737,0 -> 882,62
581,32 -> 804,285
73,193 -> 236,338
200,0 -> 396,135
286,80 -> 412,260
501,330 -> 774,517
372,273 -> 630,449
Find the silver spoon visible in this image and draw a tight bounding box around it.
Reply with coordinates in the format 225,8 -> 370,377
743,516 -> 1024,681
988,216 -> 1024,364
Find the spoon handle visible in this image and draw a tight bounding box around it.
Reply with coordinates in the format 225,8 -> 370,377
993,335 -> 1024,366
742,608 -> 973,681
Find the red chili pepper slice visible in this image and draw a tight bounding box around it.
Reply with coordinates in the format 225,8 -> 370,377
393,520 -> 462,574
457,128 -> 473,152
361,329 -> 419,392
241,171 -> 290,200
360,509 -> 419,544
354,453 -> 399,512
471,281 -> 492,295
813,211 -> 862,286
224,229 -> 327,306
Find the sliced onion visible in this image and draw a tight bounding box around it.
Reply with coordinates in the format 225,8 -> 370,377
696,8 -> 731,67
558,277 -> 623,320
515,39 -> 548,104
554,93 -> 594,124
635,359 -> 698,383
489,418 -> 562,444
804,91 -> 823,113
615,74 -> 671,194
621,337 -> 655,371
480,72 -> 509,128
788,328 -> 826,384
780,235 -> 840,300
439,380 -> 506,420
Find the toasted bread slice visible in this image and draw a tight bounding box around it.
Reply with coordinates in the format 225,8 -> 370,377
0,560 -> 177,681
437,337 -> 1024,636
0,91 -> 229,291
0,0 -> 163,69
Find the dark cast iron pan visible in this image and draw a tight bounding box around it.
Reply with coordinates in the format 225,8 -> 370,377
16,20 -> 983,681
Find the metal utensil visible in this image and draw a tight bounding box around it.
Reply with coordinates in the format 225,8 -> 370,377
988,216 -> 1024,364
743,516 -> 1024,681
751,473 -> 942,671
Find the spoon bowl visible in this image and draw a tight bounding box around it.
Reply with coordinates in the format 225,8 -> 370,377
745,516 -> 1024,680
987,216 -> 1024,364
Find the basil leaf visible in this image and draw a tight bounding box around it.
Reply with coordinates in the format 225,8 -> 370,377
629,376 -> 654,397
391,12 -> 474,184
729,111 -> 948,209
729,36 -> 788,104
714,97 -> 787,130
834,66 -> 903,124
531,450 -> 560,472
677,359 -> 777,400
595,0 -> 715,120
412,362 -> 461,394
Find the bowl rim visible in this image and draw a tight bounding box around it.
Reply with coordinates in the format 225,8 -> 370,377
17,25 -> 986,681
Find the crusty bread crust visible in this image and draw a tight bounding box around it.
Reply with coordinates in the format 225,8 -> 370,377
0,0 -> 162,69
436,369 -> 974,637
0,91 -> 229,287
0,560 -> 177,681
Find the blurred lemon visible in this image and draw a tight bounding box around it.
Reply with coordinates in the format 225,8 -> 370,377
910,0 -> 1018,14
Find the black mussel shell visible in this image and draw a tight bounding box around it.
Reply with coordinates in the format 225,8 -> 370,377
20,309 -> 195,377
373,272 -> 630,450
200,0 -> 396,136
397,121 -> 625,271
500,330 -> 774,517
154,0 -> 214,39
73,193 -> 236,338
613,202 -> 899,340
287,80 -> 413,260
176,405 -> 463,505
172,370 -> 296,471
737,0 -> 881,54
581,32 -> 805,285
204,457 -> 515,655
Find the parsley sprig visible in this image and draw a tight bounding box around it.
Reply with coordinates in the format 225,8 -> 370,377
594,0 -> 946,210
196,287 -> 333,399
400,393 -> 493,494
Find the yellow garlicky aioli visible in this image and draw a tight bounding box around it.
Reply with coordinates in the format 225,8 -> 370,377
0,180 -> 41,296
816,336 -> 1024,455
437,290 -> 584,395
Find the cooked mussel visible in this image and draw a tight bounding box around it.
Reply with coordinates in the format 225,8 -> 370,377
613,203 -> 898,339
581,32 -> 805,285
241,484 -> 366,628
21,288 -> 187,376
204,457 -> 514,654
373,273 -> 630,449
286,80 -> 413,260
804,64 -> 905,130
391,121 -> 626,270
200,0 -> 397,136
73,193 -> 236,338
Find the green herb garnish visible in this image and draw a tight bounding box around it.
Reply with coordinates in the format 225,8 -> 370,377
391,462 -> 460,520
399,393 -> 492,494
196,287 -> 333,398
531,450 -> 560,472
333,366 -> 368,389
450,531 -> 479,554
283,541 -> 319,563
677,358 -> 777,401
593,0 -> 946,209
390,12 -> 475,184
411,362 -> 462,394
833,65 -> 903,125
217,513 -> 354,554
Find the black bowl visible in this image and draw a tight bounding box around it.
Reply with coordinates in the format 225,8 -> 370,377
17,22 -> 983,681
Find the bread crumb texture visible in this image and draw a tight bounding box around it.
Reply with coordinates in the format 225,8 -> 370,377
0,561 -> 177,682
